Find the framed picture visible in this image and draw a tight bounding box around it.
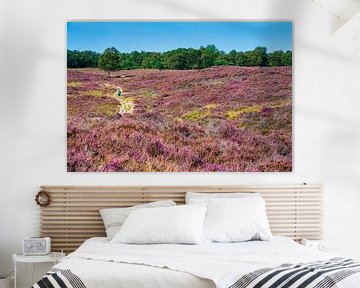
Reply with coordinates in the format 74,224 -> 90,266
67,21 -> 292,172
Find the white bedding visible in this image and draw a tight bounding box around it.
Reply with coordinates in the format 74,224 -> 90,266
53,237 -> 360,288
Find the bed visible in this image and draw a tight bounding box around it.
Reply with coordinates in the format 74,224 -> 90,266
33,236 -> 360,288
33,185 -> 360,288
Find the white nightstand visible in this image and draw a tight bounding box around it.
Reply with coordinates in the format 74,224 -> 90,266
301,239 -> 328,252
12,252 -> 65,288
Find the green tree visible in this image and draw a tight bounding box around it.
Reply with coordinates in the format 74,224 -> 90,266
214,51 -> 230,66
128,51 -> 143,68
248,47 -> 268,66
282,50 -> 292,66
186,48 -> 201,69
214,59 -> 230,66
98,47 -> 121,75
149,59 -> 165,70
120,57 -> 135,70
164,49 -> 189,70
237,52 -> 250,66
150,53 -> 165,69
68,45 -> 292,70
199,45 -> 219,68
67,50 -> 100,68
225,49 -> 238,65
268,51 -> 284,66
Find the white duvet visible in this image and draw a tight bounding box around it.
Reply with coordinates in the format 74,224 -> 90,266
54,237 -> 360,288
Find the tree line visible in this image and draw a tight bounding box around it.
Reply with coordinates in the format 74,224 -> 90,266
67,45 -> 292,73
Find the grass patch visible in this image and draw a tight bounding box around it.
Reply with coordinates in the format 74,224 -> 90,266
119,99 -> 135,114
268,99 -> 291,108
183,108 -> 210,121
182,104 -> 217,122
226,104 -> 262,119
238,115 -> 278,135
121,97 -> 135,102
94,103 -> 117,116
86,90 -> 106,97
238,105 -> 292,135
204,103 -> 218,110
68,81 -> 82,88
139,89 -> 158,98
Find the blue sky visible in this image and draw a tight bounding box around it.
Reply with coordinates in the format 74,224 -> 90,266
67,22 -> 292,53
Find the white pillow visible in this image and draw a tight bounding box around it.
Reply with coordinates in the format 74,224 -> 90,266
100,200 -> 176,240
186,192 -> 259,204
202,197 -> 272,243
111,205 -> 207,244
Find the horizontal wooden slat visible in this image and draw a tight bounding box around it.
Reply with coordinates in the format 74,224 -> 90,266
41,216 -> 323,223
41,185 -> 321,189
39,184 -> 323,253
41,225 -> 104,229
41,229 -> 106,233
49,197 -> 322,202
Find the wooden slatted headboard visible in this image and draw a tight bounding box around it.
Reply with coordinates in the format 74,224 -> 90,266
39,184 -> 323,253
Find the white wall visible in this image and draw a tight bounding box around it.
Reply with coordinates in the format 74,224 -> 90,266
1,0 -> 360,285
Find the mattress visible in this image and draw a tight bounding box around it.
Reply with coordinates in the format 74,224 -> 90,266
35,236 -> 360,288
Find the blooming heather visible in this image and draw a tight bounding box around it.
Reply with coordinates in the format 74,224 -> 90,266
67,66 -> 292,172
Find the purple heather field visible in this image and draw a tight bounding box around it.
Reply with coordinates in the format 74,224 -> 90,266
67,66 -> 292,172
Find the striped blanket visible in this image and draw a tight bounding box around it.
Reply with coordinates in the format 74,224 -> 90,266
32,268 -> 86,288
32,258 -> 359,288
230,258 -> 360,288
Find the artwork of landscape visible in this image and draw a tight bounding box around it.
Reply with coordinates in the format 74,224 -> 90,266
67,22 -> 292,172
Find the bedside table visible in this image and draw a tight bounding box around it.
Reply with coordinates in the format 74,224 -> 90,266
12,252 -> 65,288
301,239 -> 328,252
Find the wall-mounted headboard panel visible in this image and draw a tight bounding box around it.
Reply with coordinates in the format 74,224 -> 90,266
39,184 -> 323,253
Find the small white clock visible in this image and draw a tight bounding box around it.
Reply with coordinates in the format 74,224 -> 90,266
301,239 -> 328,252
